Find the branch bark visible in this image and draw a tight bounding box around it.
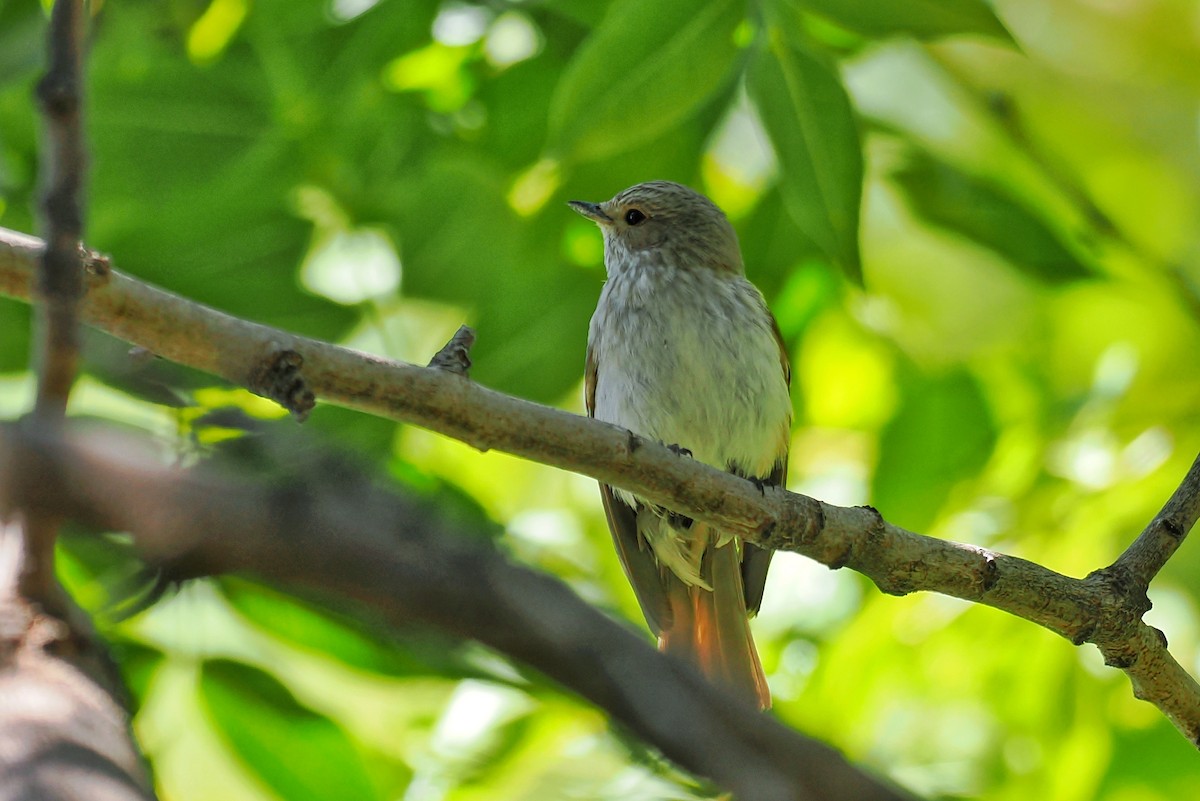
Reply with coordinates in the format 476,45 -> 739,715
1,227 -> 1199,744
0,516 -> 153,801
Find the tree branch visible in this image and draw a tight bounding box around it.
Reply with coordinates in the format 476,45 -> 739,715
2,421 -> 913,801
1110,451 -> 1200,589
18,0 -> 89,605
0,7 -> 155,799
32,0 -> 86,421
1,227 -> 1199,744
0,516 -> 153,801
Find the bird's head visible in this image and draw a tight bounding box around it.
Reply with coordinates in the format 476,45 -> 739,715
569,181 -> 743,275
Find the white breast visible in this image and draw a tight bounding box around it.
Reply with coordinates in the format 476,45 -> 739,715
588,260 -> 791,495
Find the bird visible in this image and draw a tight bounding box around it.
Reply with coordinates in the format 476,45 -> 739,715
570,180 -> 791,709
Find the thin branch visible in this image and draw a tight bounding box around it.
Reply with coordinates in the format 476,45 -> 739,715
3,421 -> 914,801
1110,451 -> 1200,589
1,228 -> 1199,743
19,0 -> 87,603
33,0 -> 87,421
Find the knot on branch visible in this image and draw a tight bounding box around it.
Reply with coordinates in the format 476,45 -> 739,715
1102,646 -> 1138,670
427,325 -> 475,376
979,552 -> 1000,593
1075,563 -> 1152,648
36,73 -> 80,118
250,348 -> 315,422
766,491 -> 823,555
80,244 -> 110,280
1161,516 -> 1186,541
851,506 -> 920,597
1071,622 -> 1097,647
1087,562 -> 1153,619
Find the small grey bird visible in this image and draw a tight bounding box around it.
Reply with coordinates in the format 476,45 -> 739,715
571,181 -> 791,709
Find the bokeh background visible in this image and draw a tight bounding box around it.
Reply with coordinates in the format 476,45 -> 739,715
2,0 -> 1200,798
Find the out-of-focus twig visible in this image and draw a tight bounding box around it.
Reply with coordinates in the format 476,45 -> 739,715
0,6 -> 154,799
32,0 -> 87,421
3,421 -> 913,801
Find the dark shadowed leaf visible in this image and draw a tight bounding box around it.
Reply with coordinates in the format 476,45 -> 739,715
737,187 -> 827,298
747,35 -> 864,282
892,153 -> 1093,283
111,639 -> 165,716
200,658 -> 387,801
872,366 -> 997,531
547,0 -> 744,162
538,0 -> 616,30
786,0 -> 1013,42
218,578 -> 512,682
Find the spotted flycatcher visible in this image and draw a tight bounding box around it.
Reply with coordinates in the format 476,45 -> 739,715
571,181 -> 791,709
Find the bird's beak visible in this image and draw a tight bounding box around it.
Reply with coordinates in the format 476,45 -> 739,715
568,200 -> 612,224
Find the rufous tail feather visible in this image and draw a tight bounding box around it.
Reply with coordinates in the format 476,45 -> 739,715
657,532 -> 770,709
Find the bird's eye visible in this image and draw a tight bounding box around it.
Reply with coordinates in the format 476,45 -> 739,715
624,208 -> 646,226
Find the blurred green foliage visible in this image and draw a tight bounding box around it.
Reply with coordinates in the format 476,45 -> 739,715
2,0 -> 1200,798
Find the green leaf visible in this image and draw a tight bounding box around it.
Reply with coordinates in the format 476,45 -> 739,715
385,157 -> 599,402
737,186 -> 826,298
871,367 -> 997,531
892,153 -> 1093,283
0,1 -> 42,88
787,0 -> 1013,42
200,658 -> 386,801
747,35 -> 864,282
546,0 -> 744,162
539,0 -> 616,30
85,3 -> 359,342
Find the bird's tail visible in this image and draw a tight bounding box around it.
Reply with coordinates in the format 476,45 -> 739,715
658,531 -> 770,709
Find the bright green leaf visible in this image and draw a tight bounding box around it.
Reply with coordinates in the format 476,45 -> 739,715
747,35 -> 864,281
200,659 -> 385,801
546,0 -> 744,162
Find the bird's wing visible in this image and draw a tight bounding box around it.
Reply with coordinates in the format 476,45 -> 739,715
741,313 -> 792,615
587,343 -> 673,634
